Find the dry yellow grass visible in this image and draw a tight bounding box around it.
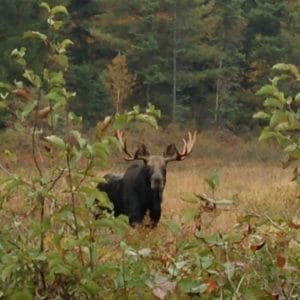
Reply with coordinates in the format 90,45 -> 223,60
161,159 -> 300,233
1,127 -> 299,237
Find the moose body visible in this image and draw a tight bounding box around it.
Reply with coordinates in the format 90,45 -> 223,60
97,131 -> 197,227
97,173 -> 124,216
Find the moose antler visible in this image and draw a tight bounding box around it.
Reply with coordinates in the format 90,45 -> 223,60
165,131 -> 197,162
116,130 -> 135,161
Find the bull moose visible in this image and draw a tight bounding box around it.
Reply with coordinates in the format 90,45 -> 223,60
97,130 -> 197,227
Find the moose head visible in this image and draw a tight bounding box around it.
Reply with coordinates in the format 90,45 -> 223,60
116,130 -> 197,193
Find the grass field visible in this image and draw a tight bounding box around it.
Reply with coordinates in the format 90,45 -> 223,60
1,128 -> 300,298
2,127 -> 299,230
89,127 -> 300,234
163,160 -> 299,231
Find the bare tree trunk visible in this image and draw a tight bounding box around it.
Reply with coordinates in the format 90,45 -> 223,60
116,87 -> 120,113
172,1 -> 177,124
215,59 -> 223,123
146,84 -> 150,106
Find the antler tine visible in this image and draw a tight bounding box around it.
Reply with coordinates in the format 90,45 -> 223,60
186,131 -> 197,154
179,131 -> 197,160
165,130 -> 197,162
179,138 -> 188,156
115,130 -> 135,161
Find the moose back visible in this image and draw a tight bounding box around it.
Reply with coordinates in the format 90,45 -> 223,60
97,131 -> 197,227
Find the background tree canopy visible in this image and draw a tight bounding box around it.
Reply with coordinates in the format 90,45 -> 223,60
1,0 -> 300,130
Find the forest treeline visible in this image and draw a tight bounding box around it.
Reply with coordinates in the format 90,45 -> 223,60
1,0 -> 300,131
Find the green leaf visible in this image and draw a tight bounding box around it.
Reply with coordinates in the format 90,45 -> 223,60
284,143 -> 297,152
270,111 -> 287,128
203,234 -> 225,246
91,263 -> 118,279
58,39 -> 74,53
45,135 -> 66,150
181,207 -> 198,223
180,193 -> 199,204
40,2 -> 51,12
253,111 -> 270,120
204,169 -> 219,191
11,47 -> 26,58
263,98 -> 283,109
178,279 -> 208,294
52,20 -> 64,30
256,84 -> 278,96
1,259 -> 17,282
52,54 -> 69,69
93,142 -> 110,162
21,100 -> 37,120
23,70 -> 41,87
162,219 -> 181,237
258,128 -> 276,141
45,89 -> 65,104
81,186 -> 113,210
223,262 -> 235,280
146,103 -> 161,118
23,31 -> 47,42
199,255 -> 214,269
50,262 -> 71,276
271,74 -> 290,86
113,114 -> 131,130
51,5 -> 69,16
71,130 -> 87,148
0,82 -> 11,90
80,279 -> 100,296
284,147 -> 300,160
5,177 -> 24,192
295,93 -> 300,103
135,114 -> 158,129
131,105 -> 140,114
68,112 -> 82,126
272,63 -> 292,71
43,70 -> 65,86
9,289 -> 32,300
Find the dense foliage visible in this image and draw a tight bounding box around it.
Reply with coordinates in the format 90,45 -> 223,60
1,0 -> 300,130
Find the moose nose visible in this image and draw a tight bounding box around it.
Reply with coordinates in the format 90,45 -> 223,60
151,174 -> 164,191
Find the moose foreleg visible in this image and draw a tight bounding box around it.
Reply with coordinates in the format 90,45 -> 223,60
149,204 -> 161,227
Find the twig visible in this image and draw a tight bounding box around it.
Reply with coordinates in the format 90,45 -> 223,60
32,94 -> 43,177
66,148 -> 84,265
75,153 -> 94,191
235,273 -> 246,296
0,161 -> 16,177
196,193 -> 238,207
264,214 -> 287,232
47,167 -> 66,192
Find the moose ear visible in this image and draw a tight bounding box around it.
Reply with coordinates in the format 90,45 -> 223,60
134,144 -> 150,161
163,144 -> 179,160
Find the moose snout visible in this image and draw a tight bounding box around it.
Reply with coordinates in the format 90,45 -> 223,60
151,174 -> 164,191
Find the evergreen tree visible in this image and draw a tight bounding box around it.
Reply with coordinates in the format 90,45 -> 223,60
68,64 -> 110,127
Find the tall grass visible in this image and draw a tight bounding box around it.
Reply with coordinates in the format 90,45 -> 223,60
1,126 -> 298,235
